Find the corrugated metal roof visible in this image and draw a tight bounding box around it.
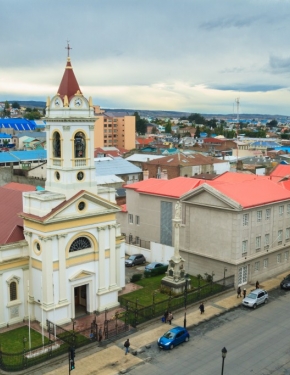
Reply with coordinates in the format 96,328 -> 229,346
95,157 -> 141,176
125,154 -> 164,162
0,118 -> 36,131
0,150 -> 46,163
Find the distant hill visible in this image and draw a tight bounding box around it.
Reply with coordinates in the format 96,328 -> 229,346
6,101 -> 290,120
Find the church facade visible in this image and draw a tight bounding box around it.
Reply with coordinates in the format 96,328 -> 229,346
0,53 -> 125,328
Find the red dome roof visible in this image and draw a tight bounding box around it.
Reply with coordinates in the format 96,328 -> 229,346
57,57 -> 82,101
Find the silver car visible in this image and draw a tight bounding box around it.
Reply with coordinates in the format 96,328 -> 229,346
242,288 -> 268,309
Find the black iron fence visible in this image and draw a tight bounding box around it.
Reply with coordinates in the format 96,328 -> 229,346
0,310 -> 130,372
119,275 -> 235,327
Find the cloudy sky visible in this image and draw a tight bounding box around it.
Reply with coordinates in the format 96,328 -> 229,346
1,0 -> 290,115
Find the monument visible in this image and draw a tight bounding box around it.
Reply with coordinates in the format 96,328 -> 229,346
161,201 -> 190,294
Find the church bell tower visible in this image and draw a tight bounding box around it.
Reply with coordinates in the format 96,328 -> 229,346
44,44 -> 97,198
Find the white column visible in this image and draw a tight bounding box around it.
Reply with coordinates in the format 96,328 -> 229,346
109,225 -> 117,289
41,236 -> 54,308
0,273 -> 5,326
57,234 -> 67,303
24,231 -> 35,318
97,227 -> 106,293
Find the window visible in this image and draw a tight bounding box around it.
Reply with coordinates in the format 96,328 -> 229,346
243,214 -> 249,226
263,258 -> 268,268
52,131 -> 61,158
266,209 -> 271,220
9,281 -> 17,301
128,214 -> 133,224
287,204 -> 290,214
279,205 -> 284,216
69,237 -> 91,252
74,132 -> 85,158
277,254 -> 282,263
285,251 -> 289,261
242,240 -> 248,254
264,233 -> 269,248
136,215 -> 140,225
286,228 -> 290,242
254,261 -> 260,271
278,230 -> 283,245
257,210 -> 262,222
255,236 -> 261,250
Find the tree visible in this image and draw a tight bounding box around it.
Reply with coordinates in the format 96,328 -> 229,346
12,102 -> 20,109
188,113 -> 206,125
134,112 -> 147,134
194,125 -> 201,138
267,119 -> 278,128
165,122 -> 172,134
4,101 -> 9,109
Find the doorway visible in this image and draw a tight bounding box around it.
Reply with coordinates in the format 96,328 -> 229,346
74,284 -> 87,317
238,266 -> 248,286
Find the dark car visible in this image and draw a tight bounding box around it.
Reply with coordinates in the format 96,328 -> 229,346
157,326 -> 190,350
145,262 -> 165,272
125,254 -> 146,267
280,275 -> 290,290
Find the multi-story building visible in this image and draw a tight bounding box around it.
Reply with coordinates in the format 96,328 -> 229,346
94,111 -> 135,150
117,172 -> 290,286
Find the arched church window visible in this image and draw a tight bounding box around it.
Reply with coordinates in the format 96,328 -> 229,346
74,132 -> 86,158
53,131 -> 61,158
10,281 -> 17,301
69,237 -> 91,252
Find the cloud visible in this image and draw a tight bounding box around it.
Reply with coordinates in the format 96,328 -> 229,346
199,15 -> 262,31
209,84 -> 285,93
269,55 -> 290,74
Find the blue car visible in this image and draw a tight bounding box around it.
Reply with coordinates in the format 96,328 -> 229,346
157,326 -> 190,350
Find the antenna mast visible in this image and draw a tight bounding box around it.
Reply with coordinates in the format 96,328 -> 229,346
235,97 -> 240,171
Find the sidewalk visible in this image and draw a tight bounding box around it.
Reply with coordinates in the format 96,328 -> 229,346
37,271 -> 290,375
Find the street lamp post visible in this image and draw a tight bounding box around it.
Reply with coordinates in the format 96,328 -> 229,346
221,347 -> 227,375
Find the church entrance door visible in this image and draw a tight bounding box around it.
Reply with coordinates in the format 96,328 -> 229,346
74,284 -> 88,317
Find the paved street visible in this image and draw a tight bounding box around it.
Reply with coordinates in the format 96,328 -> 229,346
128,288 -> 290,375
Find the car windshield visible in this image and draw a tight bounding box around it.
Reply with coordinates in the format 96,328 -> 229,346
247,293 -> 257,299
128,256 -> 135,260
163,331 -> 175,339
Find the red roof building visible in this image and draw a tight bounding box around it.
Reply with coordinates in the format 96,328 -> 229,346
0,183 -> 35,245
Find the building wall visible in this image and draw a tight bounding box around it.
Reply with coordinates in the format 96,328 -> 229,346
94,115 -> 135,150
117,189 -> 177,245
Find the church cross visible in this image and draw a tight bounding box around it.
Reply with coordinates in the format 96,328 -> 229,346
65,41 -> 72,57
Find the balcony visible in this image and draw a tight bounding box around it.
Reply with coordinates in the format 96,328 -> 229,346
52,158 -> 62,166
73,159 -> 88,167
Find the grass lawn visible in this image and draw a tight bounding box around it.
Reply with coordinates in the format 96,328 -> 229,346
0,326 -> 49,353
119,273 -> 209,307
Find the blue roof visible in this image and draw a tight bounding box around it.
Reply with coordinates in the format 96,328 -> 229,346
95,157 -> 141,176
250,141 -> 281,147
0,150 -> 46,163
0,133 -> 12,138
0,118 -> 36,131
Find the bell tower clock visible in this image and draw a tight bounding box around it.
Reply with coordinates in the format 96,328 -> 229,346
44,46 -> 97,198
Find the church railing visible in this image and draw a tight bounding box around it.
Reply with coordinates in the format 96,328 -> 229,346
73,158 -> 88,167
52,158 -> 62,166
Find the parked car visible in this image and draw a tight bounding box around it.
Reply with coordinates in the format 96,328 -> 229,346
125,254 -> 146,267
242,288 -> 268,309
145,262 -> 166,272
280,275 -> 290,290
157,326 -> 190,350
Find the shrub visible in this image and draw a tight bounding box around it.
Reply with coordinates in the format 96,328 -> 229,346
130,274 -> 142,282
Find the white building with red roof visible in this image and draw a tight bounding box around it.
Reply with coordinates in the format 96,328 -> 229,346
118,172 -> 290,286
0,51 -> 125,328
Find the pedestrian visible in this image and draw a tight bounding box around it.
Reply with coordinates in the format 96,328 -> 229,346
163,310 -> 168,323
167,312 -> 173,325
256,280 -> 260,289
199,302 -> 205,314
243,288 -> 246,298
98,327 -> 103,342
124,338 -> 130,355
237,286 -> 241,298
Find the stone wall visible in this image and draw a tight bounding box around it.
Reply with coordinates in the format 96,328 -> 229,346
0,166 -> 45,188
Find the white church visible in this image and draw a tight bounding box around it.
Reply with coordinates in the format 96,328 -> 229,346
0,52 -> 125,328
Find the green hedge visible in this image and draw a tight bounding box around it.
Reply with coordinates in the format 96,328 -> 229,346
144,265 -> 168,278
130,273 -> 143,282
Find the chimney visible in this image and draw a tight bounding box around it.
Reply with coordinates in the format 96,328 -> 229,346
143,169 -> 149,180
161,169 -> 168,180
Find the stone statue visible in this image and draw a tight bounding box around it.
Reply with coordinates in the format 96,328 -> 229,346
175,201 -> 181,220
